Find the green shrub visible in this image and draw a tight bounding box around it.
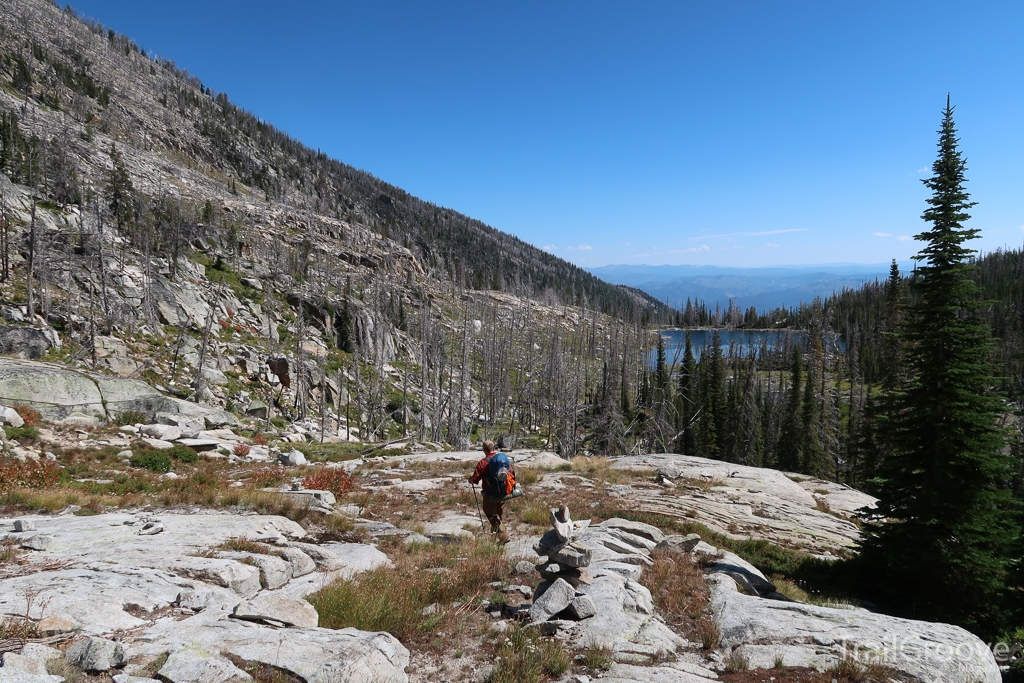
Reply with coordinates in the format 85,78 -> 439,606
130,451 -> 172,473
385,395 -> 420,413
4,426 -> 39,441
169,445 -> 199,463
114,411 -> 148,426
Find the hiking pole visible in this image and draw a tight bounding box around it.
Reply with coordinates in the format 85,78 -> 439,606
471,482 -> 487,533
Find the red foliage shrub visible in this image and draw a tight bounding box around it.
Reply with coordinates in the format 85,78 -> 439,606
250,466 -> 287,488
233,443 -> 251,457
302,465 -> 355,496
0,459 -> 62,492
252,434 -> 268,446
13,405 -> 41,427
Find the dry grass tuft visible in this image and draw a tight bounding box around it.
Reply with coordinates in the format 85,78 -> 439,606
827,655 -> 898,682
0,616 -> 40,639
486,623 -> 570,683
568,455 -> 636,484
225,655 -> 304,683
724,648 -> 750,673
218,537 -> 275,554
641,547 -> 715,646
516,499 -> 550,527
697,617 -> 720,651
137,652 -> 169,679
1,537 -> 22,565
578,645 -> 614,671
771,576 -> 810,602
46,658 -> 90,683
309,535 -> 513,642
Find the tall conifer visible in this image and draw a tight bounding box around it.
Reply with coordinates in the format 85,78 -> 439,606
777,348 -> 804,471
857,98 -> 1019,634
677,332 -> 697,454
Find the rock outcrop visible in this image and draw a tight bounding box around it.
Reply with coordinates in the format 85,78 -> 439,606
0,326 -> 59,360
526,515 -> 687,664
611,453 -> 876,555
513,501 -> 1000,682
0,358 -> 236,426
710,570 -> 1000,682
0,512 -> 408,683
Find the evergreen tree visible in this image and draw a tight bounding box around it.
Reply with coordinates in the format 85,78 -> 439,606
655,334 -> 669,393
800,361 -> 822,474
857,98 -> 1019,634
105,143 -> 134,235
776,348 -> 804,471
699,332 -> 727,459
677,331 -> 697,454
334,279 -> 355,353
880,259 -> 905,390
857,261 -> 907,486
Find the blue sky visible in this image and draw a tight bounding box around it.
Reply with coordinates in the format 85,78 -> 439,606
68,1 -> 1024,267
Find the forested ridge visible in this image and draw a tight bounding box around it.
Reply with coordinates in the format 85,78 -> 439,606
641,248 -> 1023,489
0,0 -> 671,322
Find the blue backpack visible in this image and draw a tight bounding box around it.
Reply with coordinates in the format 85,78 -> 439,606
484,452 -> 515,497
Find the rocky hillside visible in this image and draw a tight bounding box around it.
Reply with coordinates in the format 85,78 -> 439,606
0,0 -> 671,454
0,0 -> 670,317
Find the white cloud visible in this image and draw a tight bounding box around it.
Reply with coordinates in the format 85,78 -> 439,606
668,244 -> 710,254
764,243 -> 779,247
687,228 -> 806,241
578,244 -> 593,251
754,229 -> 804,236
622,242 -> 631,246
542,244 -> 557,252
873,232 -> 892,237
1019,225 -> 1024,232
918,166 -> 930,174
898,235 -> 911,241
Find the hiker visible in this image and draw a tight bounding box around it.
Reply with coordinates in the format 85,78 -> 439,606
469,440 -> 514,543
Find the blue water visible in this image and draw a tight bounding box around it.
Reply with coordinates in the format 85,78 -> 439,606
653,328 -> 806,364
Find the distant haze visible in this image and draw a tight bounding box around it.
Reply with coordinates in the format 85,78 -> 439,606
589,263 -> 907,312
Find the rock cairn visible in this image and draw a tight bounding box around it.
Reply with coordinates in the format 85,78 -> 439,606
529,504 -> 598,623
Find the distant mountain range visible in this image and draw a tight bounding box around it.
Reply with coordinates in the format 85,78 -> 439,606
587,263 -> 909,312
